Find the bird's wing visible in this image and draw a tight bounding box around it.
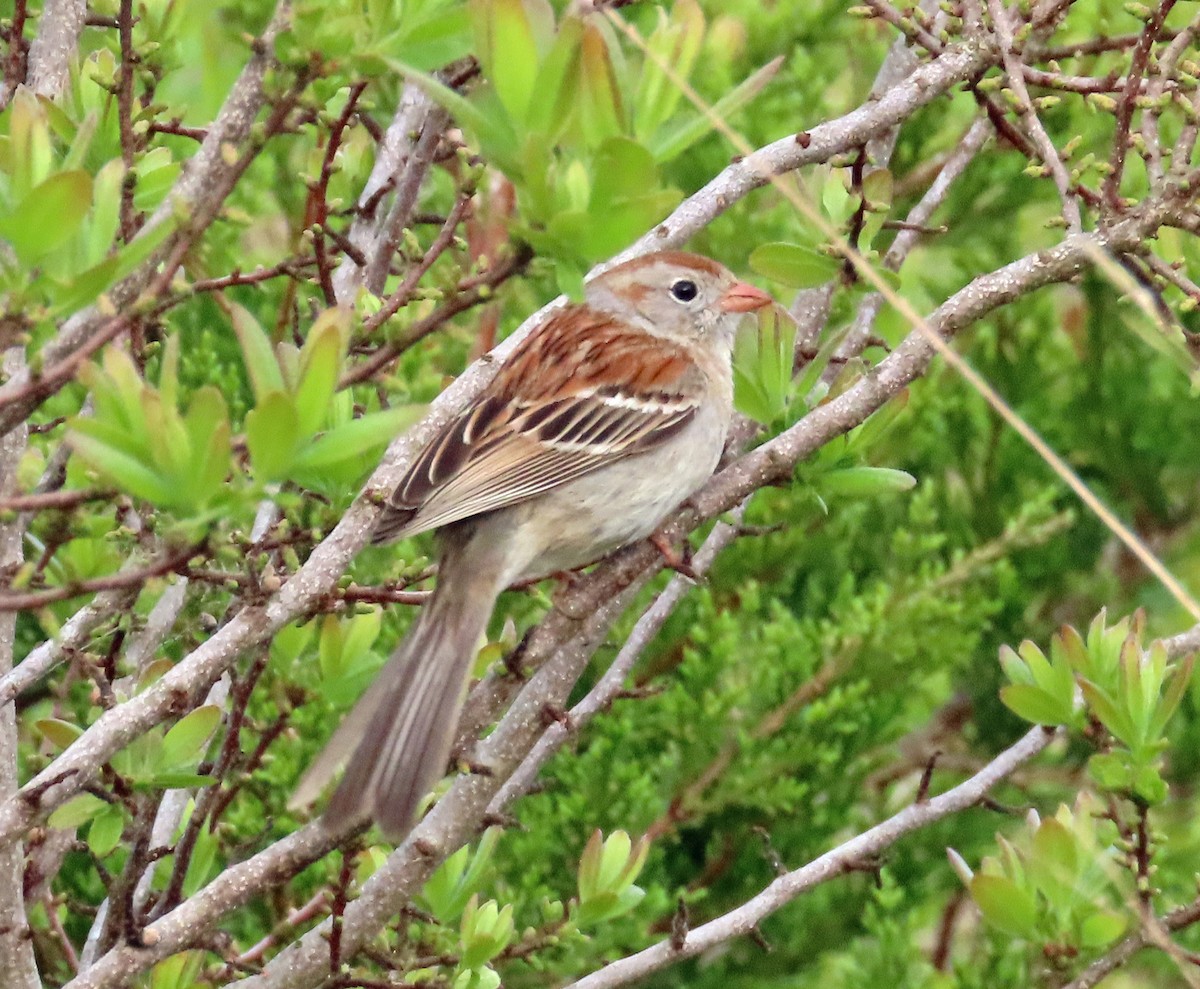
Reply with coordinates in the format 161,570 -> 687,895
372,307 -> 704,543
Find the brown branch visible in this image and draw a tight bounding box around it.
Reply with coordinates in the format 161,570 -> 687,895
0,489 -> 113,513
338,244 -> 532,389
0,542 -> 201,611
1104,0 -> 1178,211
562,727 -> 1058,989
0,0 -> 296,436
0,0 -> 29,111
1037,29 -> 1179,61
360,193 -> 475,335
309,81 -> 369,306
1063,895 -> 1200,989
116,0 -> 139,242
187,258 -> 318,294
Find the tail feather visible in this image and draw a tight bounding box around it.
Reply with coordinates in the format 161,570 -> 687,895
296,535 -> 507,840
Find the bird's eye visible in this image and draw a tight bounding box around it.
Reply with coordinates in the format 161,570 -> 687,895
670,278 -> 698,303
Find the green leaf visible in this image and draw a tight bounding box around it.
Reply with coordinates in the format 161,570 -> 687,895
318,614 -> 346,682
862,168 -> 893,210
471,0 -> 543,122
48,793 -> 108,830
816,467 -> 917,498
87,804 -> 126,857
0,170 -> 93,262
67,429 -> 176,505
421,829 -> 501,925
50,255 -> 121,314
160,705 -> 221,769
749,241 -> 840,289
1079,679 -> 1137,745
460,895 -> 514,969
108,212 -> 176,284
183,386 -> 232,501
1079,909 -> 1127,948
340,607 -> 383,670
589,137 -> 657,211
1029,818 -> 1078,910
1000,683 -> 1073,726
999,644 -> 1035,687
733,305 -> 796,424
969,873 -> 1038,937
85,159 -> 124,265
524,17 -> 583,138
295,310 -> 350,437
183,819 -> 220,897
634,0 -> 704,142
292,405 -> 421,473
822,173 -> 854,225
246,392 -> 300,482
1088,751 -> 1132,791
577,22 -> 623,144
7,88 -> 54,200
231,304 -> 285,403
36,718 -> 83,751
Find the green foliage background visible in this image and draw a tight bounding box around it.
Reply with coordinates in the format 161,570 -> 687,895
4,0 -> 1200,986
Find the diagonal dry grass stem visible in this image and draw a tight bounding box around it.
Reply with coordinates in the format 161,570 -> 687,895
605,9 -> 1200,623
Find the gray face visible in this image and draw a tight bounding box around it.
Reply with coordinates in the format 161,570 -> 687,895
586,252 -> 736,343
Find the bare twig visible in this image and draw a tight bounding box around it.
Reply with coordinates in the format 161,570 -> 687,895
987,0 -> 1083,232
562,727 -> 1058,989
0,350 -> 40,989
23,0 -> 85,100
0,569 -> 141,707
0,542 -> 199,612
1104,0 -> 1178,211
331,83 -> 452,304
0,0 -> 296,436
1063,896 -> 1200,989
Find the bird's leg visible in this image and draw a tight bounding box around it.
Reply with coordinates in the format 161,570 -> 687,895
650,533 -> 703,582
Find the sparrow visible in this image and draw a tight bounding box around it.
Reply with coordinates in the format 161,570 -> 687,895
293,250 -> 772,838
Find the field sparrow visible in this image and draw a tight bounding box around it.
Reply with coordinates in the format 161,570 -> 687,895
293,251 -> 772,837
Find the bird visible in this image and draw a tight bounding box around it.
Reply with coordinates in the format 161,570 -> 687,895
292,250 -> 773,838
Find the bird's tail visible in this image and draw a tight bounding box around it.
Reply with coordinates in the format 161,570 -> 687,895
291,539 -> 505,839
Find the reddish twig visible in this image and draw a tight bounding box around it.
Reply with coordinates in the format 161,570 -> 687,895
1,0 -> 29,108
116,0 -> 140,242
308,80 -> 369,305
1104,0 -> 1178,211
339,243 -> 532,388
0,489 -> 113,512
0,541 -> 201,611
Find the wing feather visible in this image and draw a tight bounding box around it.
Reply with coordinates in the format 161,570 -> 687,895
372,309 -> 704,544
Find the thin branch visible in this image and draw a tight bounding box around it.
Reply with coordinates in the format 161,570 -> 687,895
562,727 -> 1057,989
1063,895 -> 1200,989
988,0 -> 1083,232
1104,0 -> 1178,211
338,244 -> 531,388
0,565 -> 141,707
0,350 -> 40,989
0,0 -> 296,436
23,0 -> 85,100
0,488 -> 113,512
0,542 -> 199,612
331,83 -> 451,304
115,0 -> 139,242
0,0 -> 29,112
